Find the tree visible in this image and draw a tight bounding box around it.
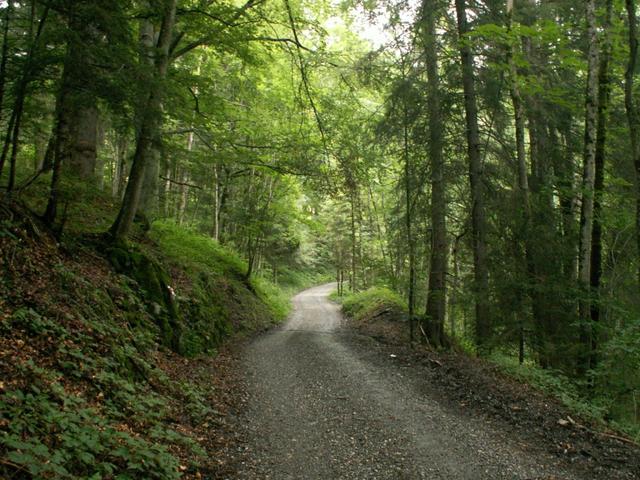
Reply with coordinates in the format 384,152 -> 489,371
625,0 -> 640,289
577,0 -> 600,372
109,0 -> 177,242
422,0 -> 447,348
454,0 -> 490,353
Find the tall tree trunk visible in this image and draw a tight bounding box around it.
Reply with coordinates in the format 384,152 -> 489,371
0,5 -> 48,188
578,0 -> 600,373
507,0 -> 533,364
44,7 -> 100,224
590,0 -> 613,370
350,189 -> 358,292
213,163 -> 220,240
625,0 -> 640,290
109,0 -> 177,242
137,15 -> 161,219
402,64 -> 416,340
423,0 -> 447,348
454,0 -> 490,353
112,133 -> 128,198
177,170 -> 189,225
0,1 -> 13,122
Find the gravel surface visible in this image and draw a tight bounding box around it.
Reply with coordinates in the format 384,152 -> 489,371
234,284 -> 591,479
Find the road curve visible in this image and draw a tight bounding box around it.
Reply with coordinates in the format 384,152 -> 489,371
235,284 -> 578,479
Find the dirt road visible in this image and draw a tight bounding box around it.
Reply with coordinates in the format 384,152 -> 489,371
234,284 -> 598,479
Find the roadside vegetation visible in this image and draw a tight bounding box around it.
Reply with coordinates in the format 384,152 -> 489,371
0,198 -> 324,478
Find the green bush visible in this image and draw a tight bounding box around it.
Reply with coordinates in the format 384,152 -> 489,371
1,308 -> 202,479
593,320 -> 640,440
338,287 -> 408,321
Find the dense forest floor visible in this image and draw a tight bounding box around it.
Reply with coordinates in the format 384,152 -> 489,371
0,201 -> 295,478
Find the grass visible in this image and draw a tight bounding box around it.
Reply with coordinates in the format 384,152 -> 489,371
150,220 -> 319,328
334,287 -> 408,321
150,220 -> 247,279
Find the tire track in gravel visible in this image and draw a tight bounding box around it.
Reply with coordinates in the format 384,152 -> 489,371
235,284 -> 583,480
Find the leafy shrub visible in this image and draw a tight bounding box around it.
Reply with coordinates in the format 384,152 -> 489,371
0,363 -> 183,479
338,287 -> 408,321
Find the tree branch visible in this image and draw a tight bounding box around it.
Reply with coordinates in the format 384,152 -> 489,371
171,0 -> 265,59
160,176 -> 203,189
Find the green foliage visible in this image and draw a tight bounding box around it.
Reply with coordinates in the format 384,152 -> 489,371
1,385 -> 181,479
492,353 -> 607,419
593,319 -> 640,439
1,306 -> 199,479
338,287 -> 408,321
492,352 -> 640,440
149,220 -> 295,354
150,220 -> 246,279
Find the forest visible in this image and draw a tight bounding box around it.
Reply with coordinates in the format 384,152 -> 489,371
1,0 -> 640,476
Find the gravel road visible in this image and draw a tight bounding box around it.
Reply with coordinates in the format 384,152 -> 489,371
235,284 -> 583,479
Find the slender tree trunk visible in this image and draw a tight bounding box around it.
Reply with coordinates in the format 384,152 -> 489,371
350,189 -> 358,292
507,0 -> 533,365
625,0 -> 640,290
177,170 -> 189,225
213,163 -> 220,240
402,69 -> 416,339
109,0 -> 177,241
0,5 -> 48,187
0,1 -> 13,122
589,0 -> 613,370
454,0 -> 490,353
114,134 -> 128,198
423,0 -> 447,348
578,0 -> 600,373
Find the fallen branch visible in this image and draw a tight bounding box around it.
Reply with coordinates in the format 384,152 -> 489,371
563,416 -> 640,447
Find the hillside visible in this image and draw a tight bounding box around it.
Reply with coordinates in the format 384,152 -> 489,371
0,202 -> 293,478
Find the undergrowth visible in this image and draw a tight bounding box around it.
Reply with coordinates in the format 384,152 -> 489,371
150,220 -> 291,329
0,268 -> 204,478
0,209 -> 313,478
492,352 -> 640,442
334,287 -> 408,321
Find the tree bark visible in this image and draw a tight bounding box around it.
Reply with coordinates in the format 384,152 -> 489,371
43,6 -> 100,224
401,62 -> 416,340
350,189 -> 358,292
423,0 -> 447,348
454,0 -> 490,353
137,14 -> 161,219
590,0 -> 613,371
0,5 -> 48,189
625,0 -> 640,291
109,0 -> 177,242
0,1 -> 13,123
578,0 -> 600,373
